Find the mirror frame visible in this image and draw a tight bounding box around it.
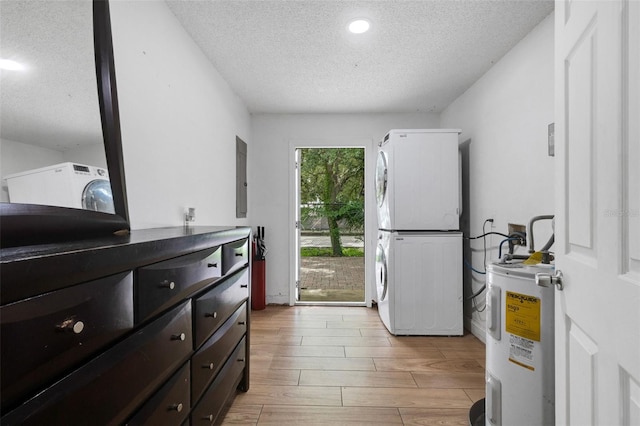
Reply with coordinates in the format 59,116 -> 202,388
0,0 -> 129,248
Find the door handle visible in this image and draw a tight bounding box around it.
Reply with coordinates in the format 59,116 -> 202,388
536,270 -> 563,291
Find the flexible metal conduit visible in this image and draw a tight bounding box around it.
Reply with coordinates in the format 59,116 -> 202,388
528,215 -> 555,253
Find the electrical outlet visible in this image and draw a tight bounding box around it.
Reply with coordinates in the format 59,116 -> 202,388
508,223 -> 527,246
485,216 -> 496,228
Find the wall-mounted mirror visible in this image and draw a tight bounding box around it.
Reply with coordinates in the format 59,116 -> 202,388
0,0 -> 129,247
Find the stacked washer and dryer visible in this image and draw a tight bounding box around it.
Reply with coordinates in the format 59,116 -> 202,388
375,129 -> 463,335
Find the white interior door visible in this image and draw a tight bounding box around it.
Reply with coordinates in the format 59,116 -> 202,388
554,1 -> 640,424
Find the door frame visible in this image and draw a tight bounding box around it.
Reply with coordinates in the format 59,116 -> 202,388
288,138 -> 374,307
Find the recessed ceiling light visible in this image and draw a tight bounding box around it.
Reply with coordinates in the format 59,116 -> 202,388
0,59 -> 26,71
348,19 -> 370,34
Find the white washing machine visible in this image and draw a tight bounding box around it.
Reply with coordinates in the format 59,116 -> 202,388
375,230 -> 463,335
5,162 -> 114,213
375,230 -> 391,328
376,129 -> 461,231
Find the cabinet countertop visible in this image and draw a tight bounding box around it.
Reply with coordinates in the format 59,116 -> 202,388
1,226 -> 251,305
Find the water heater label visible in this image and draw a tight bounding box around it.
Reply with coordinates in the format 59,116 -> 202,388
509,334 -> 535,371
505,291 -> 540,370
505,291 -> 541,341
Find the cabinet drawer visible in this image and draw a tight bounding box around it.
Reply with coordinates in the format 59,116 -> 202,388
191,338 -> 246,425
222,239 -> 248,275
0,271 -> 133,411
192,304 -> 246,402
1,302 -> 193,426
127,361 -> 190,426
136,246 -> 222,323
193,269 -> 248,348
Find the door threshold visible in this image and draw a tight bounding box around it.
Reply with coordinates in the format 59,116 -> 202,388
294,301 -> 368,307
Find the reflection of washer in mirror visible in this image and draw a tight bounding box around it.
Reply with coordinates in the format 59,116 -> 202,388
82,179 -> 114,214
4,162 -> 114,213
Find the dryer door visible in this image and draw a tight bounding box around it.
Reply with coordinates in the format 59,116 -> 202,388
375,151 -> 388,208
82,179 -> 115,214
376,151 -> 390,229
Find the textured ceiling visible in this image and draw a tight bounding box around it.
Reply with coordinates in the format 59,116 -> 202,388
0,0 -> 554,152
166,0 -> 554,114
0,1 -> 102,150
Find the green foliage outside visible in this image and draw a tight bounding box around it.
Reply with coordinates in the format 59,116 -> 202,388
300,247 -> 364,257
300,148 -> 365,256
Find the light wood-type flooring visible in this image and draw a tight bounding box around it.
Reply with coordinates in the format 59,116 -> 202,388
221,305 -> 486,425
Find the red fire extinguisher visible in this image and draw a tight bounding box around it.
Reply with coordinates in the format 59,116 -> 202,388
251,226 -> 266,310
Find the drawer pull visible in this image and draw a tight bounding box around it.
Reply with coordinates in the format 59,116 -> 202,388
207,262 -> 218,268
171,333 -> 186,341
159,280 -> 176,290
170,403 -> 184,413
238,321 -> 246,325
237,358 -> 245,362
202,414 -> 214,422
240,284 -> 248,288
56,319 -> 85,334
205,311 -> 217,319
235,252 -> 243,257
202,362 -> 214,370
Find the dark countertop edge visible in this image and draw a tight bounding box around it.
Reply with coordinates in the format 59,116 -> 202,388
0,226 -> 243,262
1,226 -> 251,305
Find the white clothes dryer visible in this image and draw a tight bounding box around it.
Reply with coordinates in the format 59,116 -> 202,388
376,230 -> 463,335
376,129 -> 461,231
5,162 -> 114,213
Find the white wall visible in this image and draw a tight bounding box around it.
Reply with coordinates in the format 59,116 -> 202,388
105,1 -> 553,330
109,0 -> 251,229
0,138 -> 65,201
440,13 -> 555,340
250,113 -> 440,304
64,144 -> 108,169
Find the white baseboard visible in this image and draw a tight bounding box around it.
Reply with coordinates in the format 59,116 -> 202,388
266,295 -> 289,305
465,316 -> 486,344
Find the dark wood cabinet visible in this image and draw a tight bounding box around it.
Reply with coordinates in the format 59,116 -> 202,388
0,226 -> 251,425
192,304 -> 247,402
191,338 -> 247,425
136,245 -> 222,324
222,238 -> 249,275
1,271 -> 134,411
193,269 -> 249,348
126,361 -> 191,426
